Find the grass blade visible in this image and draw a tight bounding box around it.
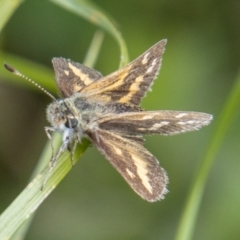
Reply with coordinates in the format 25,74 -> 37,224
83,30 -> 104,68
50,0 -> 129,67
0,138 -> 90,239
175,70 -> 240,240
0,0 -> 24,33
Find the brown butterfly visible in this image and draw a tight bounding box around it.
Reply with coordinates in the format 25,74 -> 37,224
5,39 -> 212,201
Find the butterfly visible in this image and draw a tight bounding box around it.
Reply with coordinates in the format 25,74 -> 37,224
5,39 -> 212,202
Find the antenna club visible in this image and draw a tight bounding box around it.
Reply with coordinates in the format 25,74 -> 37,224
4,63 -> 16,73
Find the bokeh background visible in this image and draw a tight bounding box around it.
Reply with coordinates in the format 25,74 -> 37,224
0,0 -> 240,239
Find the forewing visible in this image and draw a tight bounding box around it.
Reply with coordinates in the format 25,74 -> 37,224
52,57 -> 102,97
97,111 -> 213,135
86,128 -> 168,202
81,40 -> 167,105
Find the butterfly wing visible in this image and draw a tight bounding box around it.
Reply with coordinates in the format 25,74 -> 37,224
97,111 -> 213,136
81,39 -> 167,105
86,128 -> 168,202
52,57 -> 103,97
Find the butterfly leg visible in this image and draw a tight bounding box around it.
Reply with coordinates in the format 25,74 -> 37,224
41,127 -> 68,190
67,137 -> 78,167
45,126 -> 56,161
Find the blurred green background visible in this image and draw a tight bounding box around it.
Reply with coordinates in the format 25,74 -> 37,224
0,0 -> 240,239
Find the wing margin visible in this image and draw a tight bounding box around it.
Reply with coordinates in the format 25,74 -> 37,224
86,128 -> 168,202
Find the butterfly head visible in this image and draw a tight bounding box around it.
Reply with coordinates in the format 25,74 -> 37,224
46,99 -> 79,131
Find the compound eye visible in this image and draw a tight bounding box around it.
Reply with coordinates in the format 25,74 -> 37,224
65,117 -> 78,129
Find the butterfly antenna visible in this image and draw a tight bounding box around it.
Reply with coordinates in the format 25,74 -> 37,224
4,63 -> 56,101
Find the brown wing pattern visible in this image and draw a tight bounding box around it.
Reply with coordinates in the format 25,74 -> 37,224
52,57 -> 102,97
97,111 -> 213,136
81,40 -> 167,105
87,128 -> 168,201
